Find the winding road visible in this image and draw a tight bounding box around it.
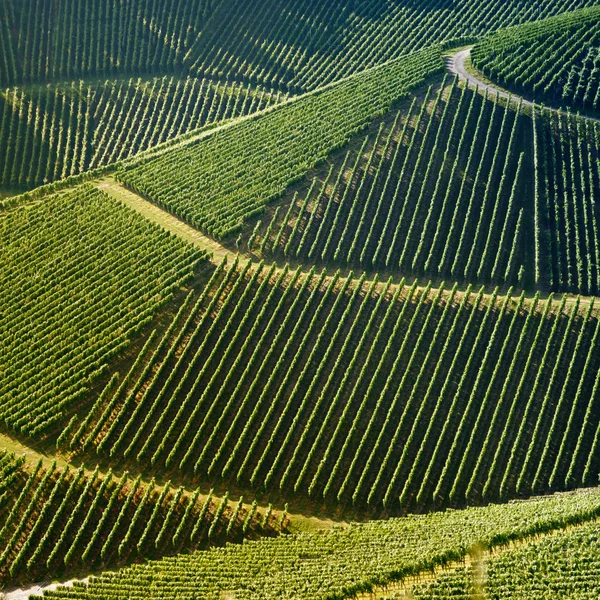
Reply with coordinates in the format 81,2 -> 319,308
446,47 -> 529,106
446,47 -> 600,124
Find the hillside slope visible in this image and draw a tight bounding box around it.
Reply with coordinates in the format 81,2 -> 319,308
69,256 -> 600,514
30,487 -> 600,600
117,46 -> 443,238
0,184 -> 206,438
472,6 -> 600,113
183,0 -> 600,92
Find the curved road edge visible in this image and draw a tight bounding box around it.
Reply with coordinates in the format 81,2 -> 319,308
446,47 -> 600,124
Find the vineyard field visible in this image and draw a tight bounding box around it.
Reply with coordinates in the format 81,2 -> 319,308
184,0 -> 599,93
0,0 -> 216,85
243,80 -> 600,295
0,184 -> 206,438
472,7 -> 600,113
412,518 -> 600,599
31,487 -> 600,600
0,77 -> 283,192
3,0 -> 600,596
0,450 -> 286,587
2,0 -> 596,90
70,260 -> 600,513
117,46 -> 444,238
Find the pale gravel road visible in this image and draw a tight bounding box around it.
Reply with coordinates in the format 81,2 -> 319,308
5,577 -> 89,600
446,47 -> 531,107
446,47 -> 600,124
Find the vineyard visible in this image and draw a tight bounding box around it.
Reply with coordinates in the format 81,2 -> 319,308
176,0 -> 599,93
30,488 -> 600,599
2,0 -> 600,597
0,450 -> 286,587
114,64 -> 600,295
1,0 -> 596,89
0,184 -> 206,438
472,7 -> 600,113
411,518 -> 600,598
68,260 -> 600,513
247,79 -> 529,282
244,83 -> 600,294
0,0 -> 216,85
3,0 -> 593,195
117,46 -> 444,238
0,77 -> 283,191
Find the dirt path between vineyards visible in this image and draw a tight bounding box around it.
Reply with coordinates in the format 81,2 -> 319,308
446,47 -> 600,124
97,178 -> 236,265
5,576 -> 90,600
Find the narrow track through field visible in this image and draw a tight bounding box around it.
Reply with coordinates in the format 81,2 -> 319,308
447,47 -> 600,124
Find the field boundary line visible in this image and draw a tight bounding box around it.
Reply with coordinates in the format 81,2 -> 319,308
96,178 -> 235,265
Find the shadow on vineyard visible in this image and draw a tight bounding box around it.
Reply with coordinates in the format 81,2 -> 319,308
239,76 -> 600,296
3,0 -> 600,598
0,450 -> 289,589
61,260 -> 600,520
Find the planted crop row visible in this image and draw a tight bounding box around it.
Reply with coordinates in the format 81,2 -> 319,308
34,488 -> 600,600
0,0 -> 216,85
412,519 -> 600,599
472,6 -> 600,112
184,0 -> 599,93
71,260 -> 600,513
0,453 -> 284,587
0,77 -> 281,191
250,82 -> 600,295
0,184 -> 206,437
117,46 -> 444,238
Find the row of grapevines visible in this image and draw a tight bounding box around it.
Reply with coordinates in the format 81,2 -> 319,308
0,76 -> 282,191
70,259 -> 600,513
116,45 -> 445,238
472,6 -> 600,112
0,453 -> 285,587
411,518 -> 600,599
34,487 -> 600,600
0,184 -> 206,437
0,0 -> 216,85
183,0 -> 599,93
